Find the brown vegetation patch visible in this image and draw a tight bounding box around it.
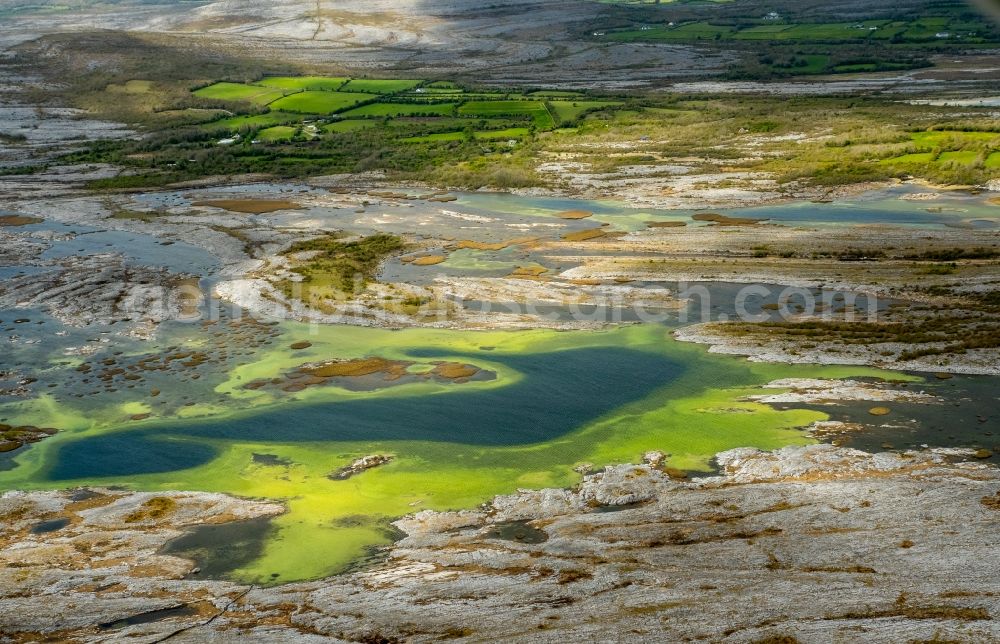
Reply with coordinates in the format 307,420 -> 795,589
509,266 -> 549,279
561,228 -> 608,242
646,221 -> 687,228
829,605 -> 990,621
980,492 -> 1000,510
0,215 -> 43,226
304,357 -> 408,379
411,255 -> 447,266
247,357 -> 490,393
692,213 -> 767,226
800,564 -> 876,574
556,210 -> 593,220
431,363 -> 480,380
557,569 -> 594,584
452,237 -> 536,251
65,493 -> 116,513
0,424 -> 58,453
193,199 -> 302,214
123,497 -> 177,523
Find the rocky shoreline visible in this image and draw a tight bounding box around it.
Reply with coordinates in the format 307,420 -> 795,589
2,445 -> 999,642
674,322 -> 1000,376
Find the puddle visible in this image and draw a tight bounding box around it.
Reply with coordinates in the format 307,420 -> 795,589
485,520 -> 549,544
98,605 -> 198,631
161,515 -> 276,581
30,517 -> 70,534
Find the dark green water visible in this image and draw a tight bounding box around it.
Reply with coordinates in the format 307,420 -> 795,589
47,346 -> 685,480
786,374 -> 1000,460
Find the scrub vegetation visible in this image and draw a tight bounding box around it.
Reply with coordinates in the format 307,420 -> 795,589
54,76 -> 1000,192
280,233 -> 406,298
9,23 -> 999,193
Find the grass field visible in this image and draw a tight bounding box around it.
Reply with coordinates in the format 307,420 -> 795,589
911,131 -> 1000,146
833,63 -> 908,73
94,67 -> 1000,192
734,22 -> 886,41
256,126 -> 298,142
549,100 -> 622,123
604,15 -> 997,47
403,127 -> 532,143
458,101 -> 555,129
107,79 -> 154,94
269,91 -> 376,114
881,130 -> 998,167
193,82 -> 286,105
213,112 -> 302,130
255,76 -> 348,91
402,131 -> 467,143
938,151 -> 980,165
475,127 -> 531,140
882,152 -> 934,165
323,120 -> 380,134
528,90 -> 583,99
607,23 -> 734,42
340,102 -> 458,118
417,81 -> 464,95
340,79 -> 423,94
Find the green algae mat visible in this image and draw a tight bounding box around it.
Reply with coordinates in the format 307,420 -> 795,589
0,322 -> 907,584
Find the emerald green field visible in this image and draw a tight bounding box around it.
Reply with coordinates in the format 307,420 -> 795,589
53,67 -> 1000,193
184,77 -> 617,143
882,130 -> 1000,168
341,102 -> 458,118
340,78 -> 424,94
256,125 -> 298,142
605,16 -> 995,45
598,3 -> 1000,79
323,119 -> 380,133
268,91 -> 376,114
458,100 -> 556,129
193,81 -> 286,105
256,76 -> 348,91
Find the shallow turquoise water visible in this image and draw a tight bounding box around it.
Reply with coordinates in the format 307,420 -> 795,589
454,184 -> 1000,229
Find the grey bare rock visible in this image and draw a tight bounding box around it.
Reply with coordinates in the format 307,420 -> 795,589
1,445 -> 999,642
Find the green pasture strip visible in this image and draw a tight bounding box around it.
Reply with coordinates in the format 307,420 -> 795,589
255,76 -> 349,91
269,91 -> 376,114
